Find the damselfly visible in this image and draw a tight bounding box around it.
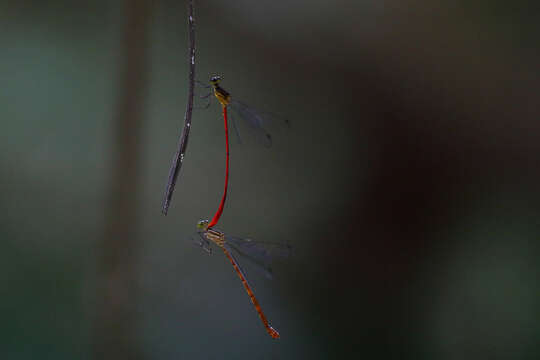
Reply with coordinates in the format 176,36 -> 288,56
161,75 -> 288,215
202,75 -> 290,228
194,219 -> 291,339
202,75 -> 290,147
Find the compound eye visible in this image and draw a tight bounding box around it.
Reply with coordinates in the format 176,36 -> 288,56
197,219 -> 209,229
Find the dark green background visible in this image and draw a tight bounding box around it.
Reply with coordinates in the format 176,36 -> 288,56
2,0 -> 540,359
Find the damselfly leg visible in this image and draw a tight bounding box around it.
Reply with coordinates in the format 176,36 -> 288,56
192,232 -> 212,254
194,80 -> 212,109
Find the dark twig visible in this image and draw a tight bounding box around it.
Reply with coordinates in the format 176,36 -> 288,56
162,0 -> 196,215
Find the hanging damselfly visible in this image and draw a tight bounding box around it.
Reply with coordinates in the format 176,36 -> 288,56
193,219 -> 291,339
201,75 -> 290,147
161,75 -> 290,215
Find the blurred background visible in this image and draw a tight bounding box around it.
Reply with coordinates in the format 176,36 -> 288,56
1,0 -> 540,359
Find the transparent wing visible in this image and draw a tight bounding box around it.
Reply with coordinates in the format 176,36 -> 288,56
229,100 -> 290,148
228,109 -> 243,145
225,235 -> 292,280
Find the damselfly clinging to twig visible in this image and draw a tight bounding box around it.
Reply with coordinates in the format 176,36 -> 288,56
201,75 -> 291,228
161,75 -> 289,215
202,75 -> 290,147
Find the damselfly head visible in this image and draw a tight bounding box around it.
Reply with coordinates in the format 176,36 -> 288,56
210,75 -> 222,85
197,219 -> 209,231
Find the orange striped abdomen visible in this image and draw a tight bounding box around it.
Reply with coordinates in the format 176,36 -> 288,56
221,247 -> 280,339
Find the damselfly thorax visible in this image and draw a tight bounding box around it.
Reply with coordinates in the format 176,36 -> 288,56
210,76 -> 231,106
203,228 -> 226,248
213,85 -> 231,106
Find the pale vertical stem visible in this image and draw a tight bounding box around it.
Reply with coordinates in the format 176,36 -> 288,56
93,0 -> 151,358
